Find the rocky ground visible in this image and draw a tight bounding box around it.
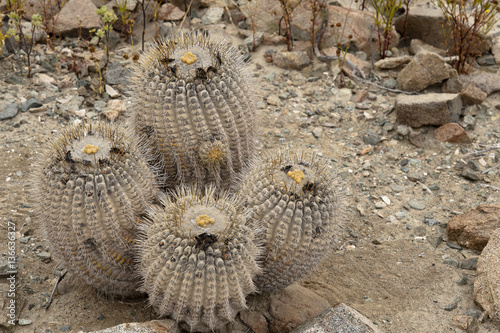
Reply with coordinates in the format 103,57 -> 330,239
0,0 -> 500,332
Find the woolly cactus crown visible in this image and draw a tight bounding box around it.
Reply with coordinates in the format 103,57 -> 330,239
129,31 -> 257,190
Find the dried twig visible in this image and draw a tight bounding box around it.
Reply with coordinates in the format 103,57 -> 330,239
463,145 -> 500,158
45,270 -> 67,310
482,162 -> 500,174
479,184 -> 500,190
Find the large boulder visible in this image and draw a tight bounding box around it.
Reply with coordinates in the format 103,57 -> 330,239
397,51 -> 450,92
395,93 -> 462,128
474,228 -> 500,322
50,0 -> 101,37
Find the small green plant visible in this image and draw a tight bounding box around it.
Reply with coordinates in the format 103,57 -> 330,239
95,5 -> 118,67
370,0 -> 403,59
5,11 -> 43,77
434,0 -> 500,74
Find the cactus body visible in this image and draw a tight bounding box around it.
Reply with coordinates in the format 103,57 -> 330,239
33,122 -> 157,297
239,151 -> 345,292
138,186 -> 260,331
129,32 -> 256,190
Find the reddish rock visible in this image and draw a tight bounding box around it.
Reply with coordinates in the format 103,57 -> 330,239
460,83 -> 488,105
474,228 -> 500,321
447,202 -> 500,251
269,284 -> 330,333
50,0 -> 101,37
157,3 -> 185,21
434,123 -> 472,144
239,310 -> 268,333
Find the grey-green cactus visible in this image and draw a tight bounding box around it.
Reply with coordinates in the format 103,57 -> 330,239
129,31 -> 257,190
32,122 -> 158,297
138,186 -> 260,331
238,150 -> 345,293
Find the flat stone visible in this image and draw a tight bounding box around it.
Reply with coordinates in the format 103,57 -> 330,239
18,319 -> 32,325
409,199 -> 426,210
273,51 -> 311,70
434,123 -> 471,144
395,93 -> 462,128
105,85 -> 120,98
51,0 -> 100,37
447,202 -> 500,251
407,172 -> 426,182
87,320 -> 179,332
37,252 -> 51,261
374,55 -> 411,69
21,98 -> 43,112
291,303 -> 383,333
409,39 -> 447,56
474,229 -> 500,319
363,133 -> 382,146
105,62 -> 131,86
461,168 -> 483,181
397,51 -> 449,92
461,257 -> 478,270
269,284 -> 330,333
0,103 -> 19,121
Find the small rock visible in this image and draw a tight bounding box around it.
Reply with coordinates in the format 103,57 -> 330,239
49,0 -> 100,37
459,72 -> 500,95
447,202 -> 500,251
461,83 -> 487,105
5,74 -> 24,85
461,257 -> 478,270
105,62 -> 130,86
461,168 -> 482,181
375,55 -> 412,69
407,172 -> 426,182
266,95 -> 281,106
427,235 -> 442,248
452,315 -> 478,332
37,252 -> 51,261
0,103 -> 19,121
239,310 -> 267,333
434,123 -> 471,144
157,3 -> 185,21
444,297 -> 461,311
59,325 -> 72,332
397,51 -> 449,92
382,78 -> 398,89
395,93 -> 462,128
273,51 -> 311,70
462,115 -> 476,130
362,133 -> 382,146
444,257 -> 460,268
21,98 -> 43,112
390,184 -> 405,193
312,127 -> 323,138
18,319 -> 32,325
105,85 -> 120,98
201,7 -> 224,25
424,218 -> 440,226
408,199 -> 426,210
244,32 -> 264,52
269,284 -> 330,333
291,303 -> 383,333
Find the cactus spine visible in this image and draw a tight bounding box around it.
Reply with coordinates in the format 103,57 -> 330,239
129,31 -> 256,190
138,186 -> 260,331
239,150 -> 345,292
33,122 -> 158,297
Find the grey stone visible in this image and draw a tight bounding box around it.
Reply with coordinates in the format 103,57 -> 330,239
363,133 -> 382,146
461,168 -> 482,181
244,32 -> 264,52
407,172 -> 426,182
443,258 -> 460,268
390,184 -> 405,193
461,257 -> 478,271
292,303 -> 383,333
408,199 -> 426,210
459,73 -> 500,95
396,124 -> 409,136
37,252 -> 51,261
312,127 -> 323,138
0,103 -> 19,120
273,51 -> 311,70
21,98 -> 43,112
427,235 -> 443,248
105,62 -> 131,86
202,7 -> 224,25
395,93 -> 462,128
5,74 -> 23,85
424,218 -> 440,226
87,320 -> 179,332
382,78 -> 398,89
397,51 -> 449,92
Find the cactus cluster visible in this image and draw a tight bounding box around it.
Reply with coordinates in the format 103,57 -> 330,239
138,186 -> 260,331
239,151 -> 346,292
33,32 -> 346,332
129,31 -> 256,190
33,122 -> 157,297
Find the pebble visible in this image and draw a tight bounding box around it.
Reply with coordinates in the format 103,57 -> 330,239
427,235 -> 442,248
424,218 -> 440,226
21,98 -> 43,112
312,127 -> 323,138
443,257 -> 460,268
447,242 -> 462,250
18,319 -> 32,325
390,184 -> 405,193
395,211 -> 406,219
362,133 -> 382,146
407,172 -> 426,182
37,252 -> 51,262
59,325 -> 72,332
382,78 -> 398,89
408,199 -> 426,210
455,275 -> 468,285
444,297 -> 461,311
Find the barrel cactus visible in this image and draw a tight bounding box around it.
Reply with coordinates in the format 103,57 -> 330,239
238,150 -> 346,292
33,122 -> 158,297
138,185 -> 260,331
129,31 -> 257,190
